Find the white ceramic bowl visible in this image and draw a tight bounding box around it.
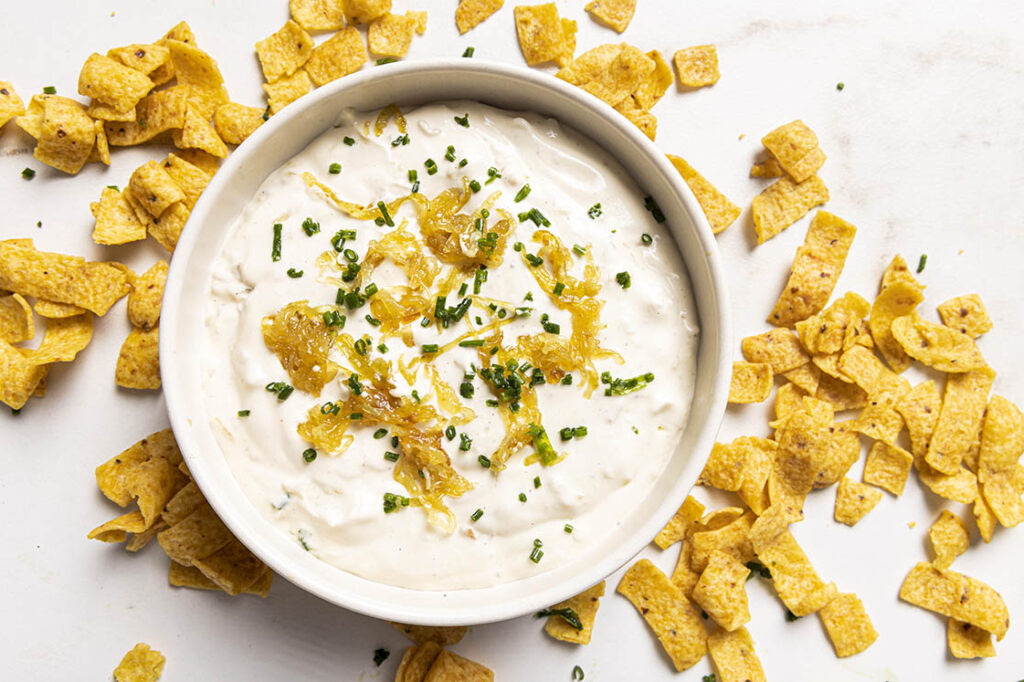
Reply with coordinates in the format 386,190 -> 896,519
162,59 -> 731,625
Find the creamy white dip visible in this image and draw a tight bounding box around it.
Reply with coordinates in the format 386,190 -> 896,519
204,101 -> 698,590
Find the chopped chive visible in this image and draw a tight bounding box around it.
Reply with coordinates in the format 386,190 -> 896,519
391,133 -> 410,146
21,167 -> 35,179
485,166 -> 501,184
350,412 -> 364,420
485,398 -> 499,407
559,427 -> 574,441
328,162 -> 342,174
422,343 -> 439,354
519,492 -> 528,503
533,476 -> 542,489
462,47 -> 475,58
573,666 -> 585,681
262,105 -> 271,121
917,254 -> 928,273
471,508 -> 484,521
525,253 -> 543,267
373,428 -> 388,439
564,523 -> 574,533
444,145 -> 456,162
572,244 -> 586,256
420,316 -> 432,327
348,373 -> 363,396
365,314 -> 381,327
459,158 -> 468,167
469,179 -> 481,193
286,268 -> 303,278
373,648 -> 390,667
364,282 -> 379,297
377,343 -> 388,353
322,310 -> 345,328
343,136 -> 355,146
265,381 -> 294,400
602,371 -> 655,396
561,374 -> 572,385
553,282 -> 565,296
237,409 -> 250,417
271,223 -> 282,261
536,606 -> 581,628
42,85 -> 56,94
587,203 -> 602,219
383,492 -> 410,513
377,201 -> 394,227
459,339 -> 486,348
458,282 -> 469,297
478,454 -> 491,468
454,113 -> 470,127
459,433 -> 472,451
615,271 -> 631,289
445,425 -> 456,440
302,448 -> 317,463
643,195 -> 666,223
836,82 -> 845,91
473,267 -> 487,294
513,184 -> 531,202
641,233 -> 653,245
302,217 -> 320,235
573,426 -> 588,438
384,451 -> 400,462
528,424 -> 558,465
376,57 -> 398,65
425,158 -> 438,175
460,381 -> 474,399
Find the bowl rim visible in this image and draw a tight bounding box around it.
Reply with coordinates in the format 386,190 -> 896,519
161,57 -> 731,625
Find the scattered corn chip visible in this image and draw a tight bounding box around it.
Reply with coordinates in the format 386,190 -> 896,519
580,45 -> 654,107
147,202 -> 191,252
947,618 -> 995,659
395,642 -> 442,682
423,649 -> 494,682
928,510 -> 969,569
113,642 -> 165,682
17,95 -> 96,174
673,44 -> 719,88
896,380 -> 940,459
584,0 -> 636,33
937,293 -> 992,339
736,437 -> 775,513
169,561 -> 272,597
667,155 -> 741,234
818,593 -> 878,657
752,175 -> 830,245
173,104 -> 229,158
128,260 -> 169,331
390,623 -> 467,647
926,367 -> 995,475
78,53 -> 154,113
105,86 -> 189,146
116,327 -> 161,389
514,4 -> 576,67
456,0 -> 504,34
290,0 -> 346,31
795,291 -> 870,356
158,501 -> 234,565
344,0 -> 392,25
949,572 -> 1009,640
707,627 -> 766,682
108,43 -> 172,79
654,494 -> 705,549
632,50 -> 672,110
751,157 -> 784,178
891,314 -> 987,373
853,394 -> 905,445
34,299 -> 84,319
838,344 -> 908,399
768,210 -> 854,325
0,293 -> 33,343
751,527 -> 836,617
899,561 -> 958,616
162,153 -> 211,209
691,511 -> 755,572
761,120 -> 826,183
863,441 -> 913,495
613,96 -> 658,139
263,69 -> 313,114
918,462 -> 979,505
0,81 -> 26,128
256,20 -> 314,83
728,361 -> 773,404
700,441 -> 748,492
692,550 -> 751,632
834,477 -> 882,526
88,510 -> 148,543
304,28 -> 367,87
741,328 -> 809,373
129,160 -> 186,218
368,12 -> 418,58
978,395 -> 1024,527
542,580 -> 605,644
617,558 -> 707,671
166,40 -> 229,116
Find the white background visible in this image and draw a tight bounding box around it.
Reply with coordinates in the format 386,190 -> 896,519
2,1 -> 1023,680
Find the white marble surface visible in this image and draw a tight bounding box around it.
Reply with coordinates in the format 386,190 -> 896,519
2,1 -> 1023,679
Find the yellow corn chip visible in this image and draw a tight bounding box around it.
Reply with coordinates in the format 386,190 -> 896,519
95,429 -> 181,506
671,535 -> 701,597
290,0 -> 346,30
30,313 -> 94,365
782,363 -> 819,395
166,40 -> 229,116
978,395 -> 1024,527
852,392 -> 905,445
116,327 -> 161,389
555,44 -> 622,85
390,623 -> 467,647
926,367 -> 995,475
833,477 -> 882,526
129,160 -> 186,218
752,528 -> 836,617
617,558 -> 707,672
707,627 -> 766,682
191,537 -> 268,595
654,494 -> 705,549
863,441 -> 912,496
158,501 -> 234,565
395,642 -> 442,682
542,580 -> 605,644
700,441 -> 748,492
752,175 -> 830,245
728,361 -> 773,404
256,20 -> 314,83
113,642 -> 165,682
514,3 -> 575,67
456,0 -> 504,34
105,86 -> 189,146
169,561 -> 272,597
818,593 -> 878,657
584,0 -> 635,33
937,293 -> 992,339
368,12 -> 417,58
91,186 -> 146,244
173,148 -> 221,175
128,260 -> 169,331
423,649 -> 494,682
162,481 -> 204,527
673,44 -> 720,88
928,510 -> 969,569
579,45 -> 654,107
88,510 -> 148,543
768,210 -> 854,325
0,340 -> 46,409
0,293 -> 33,343
891,314 -> 987,373
947,618 -> 996,659
18,95 -> 96,174
173,104 -> 229,158
751,157 -> 784,178
304,28 -> 367,87
692,550 -> 750,632
741,328 -> 809,373
973,491 -> 998,542
838,345 -> 909,398
900,561 -> 959,616
949,572 -> 1009,640
691,511 -> 755,573
734,438 -> 775,514
158,21 -> 197,46
77,53 -> 153,113
794,292 -> 869,356
633,50 -> 673,110
108,44 -> 172,78
0,241 -> 130,315
613,96 -> 658,140
814,372 -> 867,412
895,380 -> 940,459
918,462 -> 979,505
409,10 -> 428,34
811,351 -> 848,383
775,382 -> 808,421
761,120 -> 826,183
815,421 -> 860,489
774,401 -> 834,498
149,201 -> 191,252
667,155 -> 740,234
162,153 -> 211,210
124,519 -> 166,552
344,0 -> 393,24
213,102 -> 265,145
701,507 -> 746,531
0,81 -> 26,128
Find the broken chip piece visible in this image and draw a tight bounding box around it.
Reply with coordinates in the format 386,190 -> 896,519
666,155 -> 741,234
17,94 -> 96,174
113,642 -> 165,682
728,361 -> 773,404
584,0 -> 636,33
691,550 -> 751,632
937,293 -> 992,339
542,580 -> 605,644
0,81 -> 26,128
78,53 -> 154,113
456,0 -> 505,34
514,3 -> 576,67
368,12 -> 419,58
390,623 -> 468,647
706,626 -> 766,682
304,28 -> 368,86
761,120 -> 826,183
925,366 -> 995,475
673,44 -> 719,88
128,260 -> 169,331
833,477 -> 882,527
752,175 -> 830,245
116,327 -> 161,389
891,314 -> 987,373
290,0 -> 347,31
818,593 -> 878,658
928,510 -> 969,569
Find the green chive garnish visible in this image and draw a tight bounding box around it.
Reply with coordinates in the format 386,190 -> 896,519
602,371 -> 654,396
422,344 -> 439,354
641,233 -> 653,245
573,665 -> 584,681
425,158 -> 437,175
469,179 -> 481,193
644,196 -> 666,222
533,476 -> 541,489
42,86 -> 56,95
564,523 -> 573,533
21,168 -> 35,179
553,282 -> 565,296
454,113 -> 470,127
373,649 -> 390,667
384,451 -> 400,462
529,424 -> 558,465
328,162 -> 341,174
836,82 -> 845,91
587,203 -> 602,219
376,57 -> 398,65
459,339 -> 485,347
286,268 -> 303,278
917,254 -> 927,273
615,271 -> 631,289
478,454 -> 491,468
536,607 -> 581,629
271,223 -> 282,261
302,448 -> 317,462
513,184 -> 531,202
302,217 -> 320,235
471,508 -> 484,521
519,493 -> 528,503
377,201 -> 394,226
459,433 -> 472,451
343,136 -> 355,146
463,47 -> 475,58
237,410 -> 250,417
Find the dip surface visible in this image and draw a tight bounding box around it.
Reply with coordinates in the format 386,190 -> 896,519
204,101 -> 699,590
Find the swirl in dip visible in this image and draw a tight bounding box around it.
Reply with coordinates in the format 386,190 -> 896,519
204,101 -> 698,590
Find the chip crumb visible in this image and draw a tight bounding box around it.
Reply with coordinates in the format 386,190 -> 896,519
113,642 -> 165,682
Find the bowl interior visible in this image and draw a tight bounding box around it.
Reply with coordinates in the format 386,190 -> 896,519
161,59 -> 730,625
